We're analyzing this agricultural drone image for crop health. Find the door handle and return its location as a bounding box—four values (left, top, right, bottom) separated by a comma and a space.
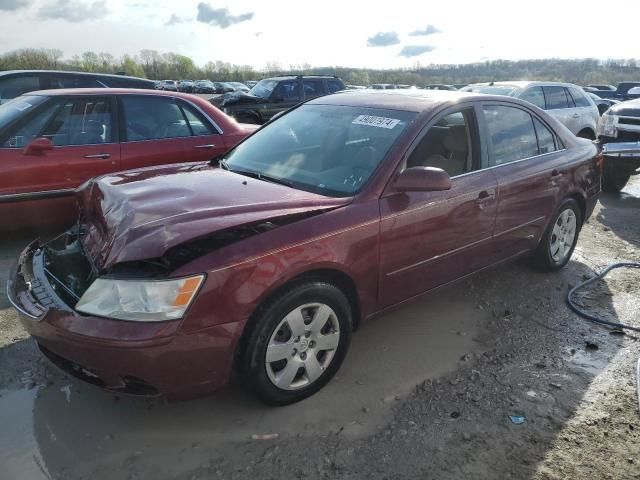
475, 190, 494, 208
193, 144, 216, 150
572, 113, 580, 118
84, 153, 110, 159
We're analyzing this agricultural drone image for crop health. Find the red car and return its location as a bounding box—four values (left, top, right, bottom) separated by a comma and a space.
0, 89, 257, 230
8, 90, 601, 405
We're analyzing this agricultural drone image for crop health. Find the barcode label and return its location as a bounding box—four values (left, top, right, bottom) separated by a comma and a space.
352, 115, 401, 129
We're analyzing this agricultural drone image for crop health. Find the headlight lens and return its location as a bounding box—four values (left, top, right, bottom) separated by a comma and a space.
75, 275, 204, 321
597, 112, 617, 137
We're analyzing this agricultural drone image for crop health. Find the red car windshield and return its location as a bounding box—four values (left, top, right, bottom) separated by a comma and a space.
224, 104, 416, 197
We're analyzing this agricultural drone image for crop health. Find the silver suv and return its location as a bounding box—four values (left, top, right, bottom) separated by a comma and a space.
462, 81, 599, 139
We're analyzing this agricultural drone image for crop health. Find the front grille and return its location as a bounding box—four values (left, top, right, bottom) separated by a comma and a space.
618, 117, 640, 126
616, 130, 640, 142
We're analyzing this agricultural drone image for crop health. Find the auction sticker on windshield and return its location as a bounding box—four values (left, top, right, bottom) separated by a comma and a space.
352, 115, 401, 129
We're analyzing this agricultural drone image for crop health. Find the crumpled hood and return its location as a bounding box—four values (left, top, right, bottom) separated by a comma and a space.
212, 91, 267, 108
77, 163, 350, 270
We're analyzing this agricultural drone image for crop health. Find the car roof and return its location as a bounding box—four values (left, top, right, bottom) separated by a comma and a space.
0, 69, 152, 82
307, 89, 483, 113
468, 81, 581, 89
21, 88, 199, 98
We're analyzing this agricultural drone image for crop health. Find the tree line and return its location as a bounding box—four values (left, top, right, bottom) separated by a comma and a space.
1, 48, 639, 86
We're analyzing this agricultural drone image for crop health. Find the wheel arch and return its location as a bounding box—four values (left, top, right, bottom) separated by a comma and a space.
232, 266, 362, 373
576, 127, 596, 140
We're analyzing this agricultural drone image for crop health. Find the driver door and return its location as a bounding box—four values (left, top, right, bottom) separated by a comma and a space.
377, 106, 498, 308
0, 95, 120, 229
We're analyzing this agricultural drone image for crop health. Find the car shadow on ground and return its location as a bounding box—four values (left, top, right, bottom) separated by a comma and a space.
0, 250, 626, 479
596, 182, 640, 250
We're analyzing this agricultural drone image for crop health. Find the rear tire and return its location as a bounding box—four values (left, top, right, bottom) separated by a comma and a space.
601, 161, 630, 192
240, 282, 352, 405
532, 198, 582, 272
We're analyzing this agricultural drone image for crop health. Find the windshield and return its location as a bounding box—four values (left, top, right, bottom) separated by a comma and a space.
0, 95, 47, 129
224, 104, 416, 197
249, 79, 279, 99
463, 85, 518, 95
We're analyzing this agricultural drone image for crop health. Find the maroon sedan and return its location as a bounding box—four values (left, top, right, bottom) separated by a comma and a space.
0, 88, 257, 230
8, 90, 601, 405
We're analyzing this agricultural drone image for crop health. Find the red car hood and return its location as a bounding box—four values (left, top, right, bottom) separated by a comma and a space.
77, 163, 350, 270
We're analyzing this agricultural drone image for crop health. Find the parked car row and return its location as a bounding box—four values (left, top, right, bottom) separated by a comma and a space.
155, 79, 255, 94
6, 87, 603, 405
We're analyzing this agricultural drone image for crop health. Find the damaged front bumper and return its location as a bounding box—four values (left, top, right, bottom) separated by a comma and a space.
7, 239, 241, 401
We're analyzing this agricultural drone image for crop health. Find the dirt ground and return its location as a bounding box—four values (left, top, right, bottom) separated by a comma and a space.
0, 178, 639, 480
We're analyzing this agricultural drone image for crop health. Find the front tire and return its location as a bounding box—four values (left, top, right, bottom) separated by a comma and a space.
240, 282, 352, 405
532, 198, 582, 271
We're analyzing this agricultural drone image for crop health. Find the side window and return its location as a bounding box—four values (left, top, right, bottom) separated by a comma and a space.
1, 100, 61, 148
567, 87, 592, 108
178, 101, 218, 136
520, 87, 545, 109
407, 109, 477, 177
543, 86, 569, 110
327, 80, 344, 93
533, 117, 557, 155
122, 96, 190, 141
40, 97, 113, 146
276, 81, 301, 102
483, 105, 538, 165
303, 80, 325, 98
0, 76, 41, 103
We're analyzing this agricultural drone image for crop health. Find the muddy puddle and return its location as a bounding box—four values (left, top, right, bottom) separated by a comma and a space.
0, 288, 488, 479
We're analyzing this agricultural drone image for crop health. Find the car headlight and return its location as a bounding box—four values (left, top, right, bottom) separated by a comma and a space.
75, 275, 204, 322
597, 112, 617, 137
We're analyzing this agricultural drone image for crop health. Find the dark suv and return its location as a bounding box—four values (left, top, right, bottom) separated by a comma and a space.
211, 75, 346, 124
0, 70, 155, 104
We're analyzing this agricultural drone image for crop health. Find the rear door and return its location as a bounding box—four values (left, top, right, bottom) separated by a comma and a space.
119, 95, 227, 170
481, 103, 568, 258
567, 86, 598, 136
0, 95, 120, 228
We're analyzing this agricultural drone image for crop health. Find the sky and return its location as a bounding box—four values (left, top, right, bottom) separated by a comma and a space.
1, 0, 639, 69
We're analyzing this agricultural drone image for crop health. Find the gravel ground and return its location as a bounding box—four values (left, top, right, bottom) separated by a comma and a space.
0, 178, 638, 479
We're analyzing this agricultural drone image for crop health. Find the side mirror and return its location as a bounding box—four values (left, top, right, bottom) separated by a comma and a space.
394, 166, 452, 192
24, 137, 54, 155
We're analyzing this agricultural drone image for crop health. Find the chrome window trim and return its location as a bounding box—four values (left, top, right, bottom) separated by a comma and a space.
0, 188, 75, 203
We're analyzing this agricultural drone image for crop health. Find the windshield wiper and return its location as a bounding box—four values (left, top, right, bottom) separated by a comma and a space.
223, 165, 293, 188
257, 173, 293, 188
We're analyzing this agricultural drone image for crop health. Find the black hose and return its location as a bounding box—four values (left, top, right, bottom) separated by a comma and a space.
567, 262, 640, 332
